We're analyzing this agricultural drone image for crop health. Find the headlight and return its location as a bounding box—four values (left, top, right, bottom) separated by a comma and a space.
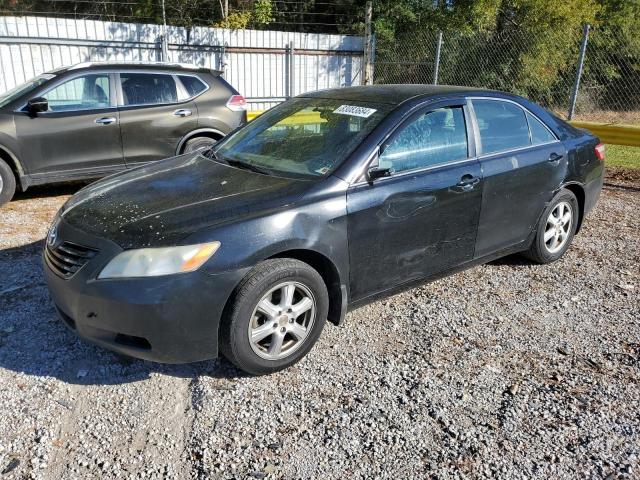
98, 242, 220, 279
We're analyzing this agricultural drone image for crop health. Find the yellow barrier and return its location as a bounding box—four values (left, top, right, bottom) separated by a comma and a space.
247, 110, 324, 125
247, 111, 639, 147
569, 121, 640, 147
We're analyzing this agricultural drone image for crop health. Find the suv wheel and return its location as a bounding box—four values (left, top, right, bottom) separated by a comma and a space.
219, 259, 328, 375
0, 159, 16, 207
524, 188, 579, 264
183, 136, 219, 154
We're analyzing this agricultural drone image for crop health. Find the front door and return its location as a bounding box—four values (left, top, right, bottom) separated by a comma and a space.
14, 72, 124, 177
346, 103, 483, 301
117, 72, 197, 167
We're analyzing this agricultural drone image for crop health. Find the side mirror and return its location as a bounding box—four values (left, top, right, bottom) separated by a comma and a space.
367, 165, 394, 182
27, 97, 48, 115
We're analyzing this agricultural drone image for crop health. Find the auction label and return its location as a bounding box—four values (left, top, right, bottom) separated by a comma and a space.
333, 105, 377, 118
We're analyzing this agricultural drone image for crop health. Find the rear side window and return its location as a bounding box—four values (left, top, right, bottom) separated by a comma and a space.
473, 99, 530, 155
379, 107, 468, 173
178, 75, 207, 97
526, 111, 556, 144
121, 73, 177, 106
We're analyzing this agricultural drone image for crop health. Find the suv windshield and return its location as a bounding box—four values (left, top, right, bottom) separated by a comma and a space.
0, 74, 55, 108
213, 97, 393, 179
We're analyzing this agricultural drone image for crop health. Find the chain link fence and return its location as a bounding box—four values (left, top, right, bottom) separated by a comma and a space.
373, 25, 640, 126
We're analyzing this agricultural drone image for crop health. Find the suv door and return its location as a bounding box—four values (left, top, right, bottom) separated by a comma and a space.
346, 102, 483, 301
13, 72, 124, 177
470, 98, 566, 257
117, 71, 198, 167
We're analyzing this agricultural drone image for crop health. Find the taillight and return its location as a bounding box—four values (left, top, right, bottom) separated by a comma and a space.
226, 95, 247, 111
595, 143, 606, 161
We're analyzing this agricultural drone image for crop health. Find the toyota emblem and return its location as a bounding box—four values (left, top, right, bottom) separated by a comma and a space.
47, 222, 58, 247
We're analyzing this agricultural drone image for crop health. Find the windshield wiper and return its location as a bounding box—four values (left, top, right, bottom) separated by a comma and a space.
224, 158, 272, 175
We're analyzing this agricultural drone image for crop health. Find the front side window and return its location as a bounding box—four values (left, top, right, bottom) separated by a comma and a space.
121, 73, 177, 106
178, 75, 207, 97
45, 74, 111, 112
214, 98, 392, 179
473, 99, 530, 155
379, 107, 468, 173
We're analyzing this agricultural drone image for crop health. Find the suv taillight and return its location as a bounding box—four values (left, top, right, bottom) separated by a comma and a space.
595, 143, 606, 161
226, 95, 247, 111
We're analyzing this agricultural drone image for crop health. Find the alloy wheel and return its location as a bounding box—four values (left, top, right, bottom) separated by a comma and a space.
544, 201, 573, 254
248, 281, 316, 360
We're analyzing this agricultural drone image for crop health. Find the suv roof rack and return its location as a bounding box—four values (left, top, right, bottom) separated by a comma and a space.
67, 61, 203, 71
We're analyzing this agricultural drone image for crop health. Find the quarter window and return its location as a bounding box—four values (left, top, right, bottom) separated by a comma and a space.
379, 107, 468, 173
121, 73, 177, 106
45, 74, 111, 112
526, 111, 556, 144
472, 99, 530, 155
178, 75, 207, 97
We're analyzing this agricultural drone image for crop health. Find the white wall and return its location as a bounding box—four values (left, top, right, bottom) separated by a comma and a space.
0, 16, 364, 111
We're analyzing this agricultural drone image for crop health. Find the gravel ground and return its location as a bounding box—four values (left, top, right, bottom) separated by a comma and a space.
0, 181, 638, 479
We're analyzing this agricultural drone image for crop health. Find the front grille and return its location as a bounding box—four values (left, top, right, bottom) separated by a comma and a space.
45, 241, 98, 279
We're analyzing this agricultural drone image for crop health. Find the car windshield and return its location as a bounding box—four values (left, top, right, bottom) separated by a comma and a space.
213, 97, 393, 179
0, 73, 55, 108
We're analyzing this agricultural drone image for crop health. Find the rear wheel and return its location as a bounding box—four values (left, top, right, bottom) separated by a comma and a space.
524, 188, 579, 264
0, 158, 16, 207
219, 259, 328, 375
183, 136, 219, 154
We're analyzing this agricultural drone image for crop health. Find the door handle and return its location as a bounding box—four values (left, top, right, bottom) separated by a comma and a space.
173, 109, 192, 117
548, 152, 564, 163
456, 174, 480, 190
95, 117, 116, 125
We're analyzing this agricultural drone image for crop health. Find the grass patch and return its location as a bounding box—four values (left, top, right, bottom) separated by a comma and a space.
605, 144, 640, 169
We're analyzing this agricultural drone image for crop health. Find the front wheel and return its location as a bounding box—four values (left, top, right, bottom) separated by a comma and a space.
0, 158, 16, 207
219, 259, 328, 375
523, 188, 579, 264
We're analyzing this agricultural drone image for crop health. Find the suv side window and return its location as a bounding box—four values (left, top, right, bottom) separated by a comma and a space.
120, 73, 177, 106
379, 106, 468, 173
472, 99, 530, 154
178, 75, 207, 97
45, 74, 111, 112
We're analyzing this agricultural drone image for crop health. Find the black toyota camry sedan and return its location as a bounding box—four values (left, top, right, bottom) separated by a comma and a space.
43, 85, 604, 375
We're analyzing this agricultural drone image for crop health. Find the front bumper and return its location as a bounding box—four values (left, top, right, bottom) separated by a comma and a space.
43, 219, 248, 363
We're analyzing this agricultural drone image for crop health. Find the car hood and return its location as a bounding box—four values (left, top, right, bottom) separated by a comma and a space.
61, 153, 311, 249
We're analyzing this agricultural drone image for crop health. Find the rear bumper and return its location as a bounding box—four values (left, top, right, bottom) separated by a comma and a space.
43, 220, 248, 363
583, 163, 604, 216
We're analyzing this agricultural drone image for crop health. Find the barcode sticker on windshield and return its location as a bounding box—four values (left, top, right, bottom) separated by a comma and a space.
333, 105, 377, 118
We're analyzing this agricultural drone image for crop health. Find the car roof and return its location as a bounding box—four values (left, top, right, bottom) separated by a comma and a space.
46, 61, 221, 75
301, 84, 505, 105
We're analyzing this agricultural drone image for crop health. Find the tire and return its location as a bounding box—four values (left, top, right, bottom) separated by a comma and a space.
0, 158, 16, 207
523, 188, 579, 264
219, 259, 329, 375
183, 136, 218, 154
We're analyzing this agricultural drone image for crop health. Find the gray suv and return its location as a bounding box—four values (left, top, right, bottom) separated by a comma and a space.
0, 62, 247, 206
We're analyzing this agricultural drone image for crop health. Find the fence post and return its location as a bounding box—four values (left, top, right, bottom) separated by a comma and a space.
363, 1, 373, 85
568, 24, 590, 120
433, 31, 443, 85
160, 0, 168, 61
287, 41, 295, 98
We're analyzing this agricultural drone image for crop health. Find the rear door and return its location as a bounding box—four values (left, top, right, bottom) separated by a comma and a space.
14, 72, 124, 176
117, 71, 197, 167
470, 98, 566, 257
346, 101, 483, 301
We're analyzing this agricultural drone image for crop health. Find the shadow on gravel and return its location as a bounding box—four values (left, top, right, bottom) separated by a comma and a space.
0, 241, 247, 386
11, 182, 89, 201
